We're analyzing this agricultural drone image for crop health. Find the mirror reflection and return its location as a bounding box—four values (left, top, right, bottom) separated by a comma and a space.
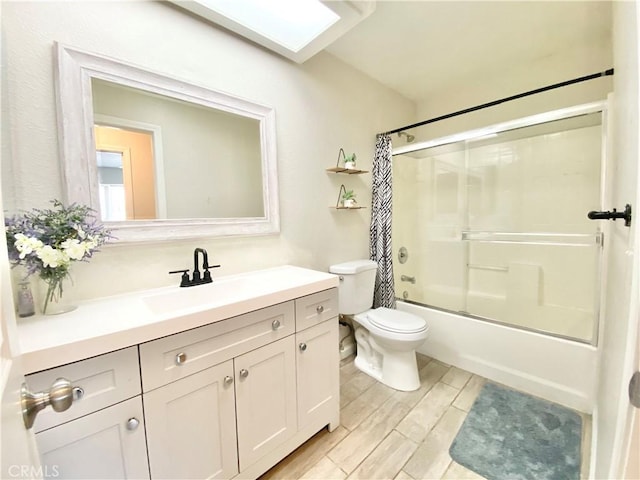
91, 79, 265, 221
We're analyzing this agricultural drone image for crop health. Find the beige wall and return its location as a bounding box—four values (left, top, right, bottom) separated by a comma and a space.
1, 1, 415, 301
411, 43, 612, 142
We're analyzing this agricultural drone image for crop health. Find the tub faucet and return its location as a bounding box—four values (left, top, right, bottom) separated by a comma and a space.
169, 248, 220, 287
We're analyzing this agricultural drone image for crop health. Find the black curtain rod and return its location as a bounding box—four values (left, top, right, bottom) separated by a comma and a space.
381, 68, 614, 137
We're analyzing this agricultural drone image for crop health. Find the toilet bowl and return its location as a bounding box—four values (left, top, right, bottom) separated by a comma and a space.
353, 307, 429, 391
329, 260, 429, 392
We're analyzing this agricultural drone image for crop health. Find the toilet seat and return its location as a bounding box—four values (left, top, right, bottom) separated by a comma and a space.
367, 308, 427, 334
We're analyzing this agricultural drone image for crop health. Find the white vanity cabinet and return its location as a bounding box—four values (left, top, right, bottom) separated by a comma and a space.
140, 290, 339, 480
21, 277, 339, 480
26, 347, 149, 479
140, 302, 296, 479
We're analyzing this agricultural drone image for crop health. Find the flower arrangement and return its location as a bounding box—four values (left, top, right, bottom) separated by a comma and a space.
5, 200, 111, 314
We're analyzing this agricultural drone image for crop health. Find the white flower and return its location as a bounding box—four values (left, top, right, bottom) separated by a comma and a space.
36, 245, 69, 268
61, 238, 88, 261
14, 234, 44, 259
83, 235, 99, 251
74, 225, 86, 240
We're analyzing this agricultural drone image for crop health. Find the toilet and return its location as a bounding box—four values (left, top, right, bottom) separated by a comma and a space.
329, 259, 429, 392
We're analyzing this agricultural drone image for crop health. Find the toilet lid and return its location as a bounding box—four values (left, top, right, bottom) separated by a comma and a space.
367, 308, 427, 334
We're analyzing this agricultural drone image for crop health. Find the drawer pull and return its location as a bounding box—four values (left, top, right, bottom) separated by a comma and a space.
316, 305, 324, 314
126, 417, 140, 431
239, 369, 249, 379
72, 386, 85, 401
175, 352, 187, 365
224, 376, 234, 386
299, 342, 307, 352
272, 319, 281, 330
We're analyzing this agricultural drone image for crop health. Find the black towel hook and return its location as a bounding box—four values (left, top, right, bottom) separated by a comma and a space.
587, 204, 632, 227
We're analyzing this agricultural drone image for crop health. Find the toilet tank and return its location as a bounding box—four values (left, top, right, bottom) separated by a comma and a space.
329, 260, 378, 315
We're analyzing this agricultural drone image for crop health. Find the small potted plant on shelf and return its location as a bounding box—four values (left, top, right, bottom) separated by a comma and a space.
344, 153, 357, 170
342, 190, 357, 208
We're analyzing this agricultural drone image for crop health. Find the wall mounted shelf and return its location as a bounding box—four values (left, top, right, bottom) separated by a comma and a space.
326, 167, 369, 174
327, 148, 368, 174
331, 184, 365, 210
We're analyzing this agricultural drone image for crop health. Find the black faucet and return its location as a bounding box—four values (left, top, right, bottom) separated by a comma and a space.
169, 248, 220, 287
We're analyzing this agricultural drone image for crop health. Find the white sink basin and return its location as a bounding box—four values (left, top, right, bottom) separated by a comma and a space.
143, 277, 259, 315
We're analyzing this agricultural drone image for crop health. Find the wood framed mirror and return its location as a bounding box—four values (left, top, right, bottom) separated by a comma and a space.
55, 43, 279, 243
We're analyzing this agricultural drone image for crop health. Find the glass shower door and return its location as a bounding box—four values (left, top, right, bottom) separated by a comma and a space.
392, 106, 604, 344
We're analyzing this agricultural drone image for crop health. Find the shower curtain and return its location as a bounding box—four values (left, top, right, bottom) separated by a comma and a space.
370, 134, 396, 309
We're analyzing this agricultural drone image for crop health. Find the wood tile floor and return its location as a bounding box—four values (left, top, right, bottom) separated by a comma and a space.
260, 354, 592, 480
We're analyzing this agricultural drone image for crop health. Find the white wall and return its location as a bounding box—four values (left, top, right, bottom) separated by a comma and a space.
0, 1, 415, 301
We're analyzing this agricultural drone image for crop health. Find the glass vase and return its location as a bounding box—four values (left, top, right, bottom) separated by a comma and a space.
39, 277, 77, 315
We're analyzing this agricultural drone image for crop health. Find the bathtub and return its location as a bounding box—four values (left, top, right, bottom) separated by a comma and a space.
397, 301, 598, 413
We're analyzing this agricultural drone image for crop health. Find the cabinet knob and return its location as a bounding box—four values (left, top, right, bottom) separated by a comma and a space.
316, 305, 324, 314
21, 378, 77, 429
126, 417, 140, 431
299, 342, 307, 352
239, 369, 249, 379
72, 386, 85, 401
224, 376, 234, 386
175, 352, 187, 365
272, 319, 281, 330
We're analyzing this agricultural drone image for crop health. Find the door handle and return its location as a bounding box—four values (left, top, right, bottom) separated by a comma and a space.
21, 378, 77, 429
587, 204, 632, 227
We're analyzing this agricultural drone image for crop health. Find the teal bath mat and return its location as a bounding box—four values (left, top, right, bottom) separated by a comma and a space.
449, 382, 582, 480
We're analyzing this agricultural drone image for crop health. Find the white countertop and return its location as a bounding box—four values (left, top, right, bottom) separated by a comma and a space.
18, 265, 339, 374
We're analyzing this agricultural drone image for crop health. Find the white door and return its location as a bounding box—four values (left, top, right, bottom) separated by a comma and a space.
598, 1, 640, 478
621, 3, 640, 474
0, 192, 42, 476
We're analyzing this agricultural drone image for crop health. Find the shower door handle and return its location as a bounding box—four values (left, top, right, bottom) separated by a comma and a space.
587, 204, 632, 227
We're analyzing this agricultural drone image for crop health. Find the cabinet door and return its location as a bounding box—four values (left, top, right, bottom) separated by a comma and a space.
296, 319, 340, 430
235, 336, 297, 471
143, 360, 238, 480
35, 396, 149, 479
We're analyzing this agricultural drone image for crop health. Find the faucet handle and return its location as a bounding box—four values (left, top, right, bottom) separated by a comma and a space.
202, 264, 220, 284
169, 269, 190, 288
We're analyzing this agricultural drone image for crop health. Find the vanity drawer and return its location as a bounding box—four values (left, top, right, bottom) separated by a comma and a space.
139, 301, 295, 392
26, 346, 141, 433
295, 288, 339, 331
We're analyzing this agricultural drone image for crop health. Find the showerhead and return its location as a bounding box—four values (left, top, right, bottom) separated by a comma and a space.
397, 131, 415, 143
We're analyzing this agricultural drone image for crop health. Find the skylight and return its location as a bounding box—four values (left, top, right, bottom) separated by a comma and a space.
169, 0, 376, 63
194, 0, 340, 53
